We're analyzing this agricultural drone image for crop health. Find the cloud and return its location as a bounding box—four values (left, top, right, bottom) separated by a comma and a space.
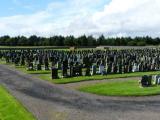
70, 0, 160, 37
0, 0, 160, 37
0, 11, 52, 36
91, 0, 160, 37
0, 0, 103, 37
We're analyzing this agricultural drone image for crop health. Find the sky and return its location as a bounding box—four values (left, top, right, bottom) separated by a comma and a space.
0, 0, 160, 37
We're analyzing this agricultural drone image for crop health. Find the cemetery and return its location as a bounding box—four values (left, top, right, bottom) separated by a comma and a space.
1, 47, 160, 96
1, 0, 160, 119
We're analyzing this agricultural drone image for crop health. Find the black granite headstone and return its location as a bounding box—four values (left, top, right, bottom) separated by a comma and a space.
51, 67, 59, 79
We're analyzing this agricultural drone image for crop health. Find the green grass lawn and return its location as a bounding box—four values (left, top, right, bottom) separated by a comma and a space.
79, 80, 160, 96
0, 85, 36, 120
0, 59, 7, 64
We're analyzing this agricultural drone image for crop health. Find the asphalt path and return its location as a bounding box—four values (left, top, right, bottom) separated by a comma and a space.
0, 64, 160, 120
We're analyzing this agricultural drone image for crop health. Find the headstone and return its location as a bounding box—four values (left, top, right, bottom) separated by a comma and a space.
69, 61, 74, 77
78, 63, 82, 76
91, 64, 97, 75
107, 63, 112, 74
99, 64, 106, 75
36, 63, 42, 70
140, 75, 152, 87
152, 75, 160, 85
44, 57, 49, 70
14, 57, 20, 66
84, 56, 91, 76
74, 62, 82, 76
85, 67, 91, 76
27, 62, 34, 71
51, 67, 59, 79
113, 64, 118, 74
132, 63, 137, 72
20, 55, 25, 66
62, 59, 68, 78
129, 63, 132, 73
57, 62, 61, 70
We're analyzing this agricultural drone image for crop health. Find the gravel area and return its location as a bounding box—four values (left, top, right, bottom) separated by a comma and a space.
1, 64, 160, 120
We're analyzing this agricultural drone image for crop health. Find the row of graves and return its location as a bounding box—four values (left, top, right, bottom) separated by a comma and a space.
1, 48, 160, 79
140, 75, 160, 87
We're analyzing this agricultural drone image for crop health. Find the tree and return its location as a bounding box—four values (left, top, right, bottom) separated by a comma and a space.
54, 36, 65, 46
28, 35, 39, 46
0, 35, 10, 45
0, 35, 159, 46
137, 41, 146, 46
97, 35, 105, 46
127, 41, 137, 46
64, 36, 75, 46
17, 36, 27, 46
87, 35, 97, 46
77, 35, 88, 46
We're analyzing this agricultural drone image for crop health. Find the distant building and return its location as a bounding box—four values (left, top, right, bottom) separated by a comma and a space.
96, 46, 109, 50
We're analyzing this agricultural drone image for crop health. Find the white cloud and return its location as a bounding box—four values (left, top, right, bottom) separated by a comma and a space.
91, 0, 160, 37
0, 0, 160, 37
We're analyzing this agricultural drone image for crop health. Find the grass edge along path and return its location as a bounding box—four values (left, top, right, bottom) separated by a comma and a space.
78, 80, 160, 96
0, 85, 36, 120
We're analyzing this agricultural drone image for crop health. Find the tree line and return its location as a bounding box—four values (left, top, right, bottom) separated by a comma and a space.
0, 35, 159, 46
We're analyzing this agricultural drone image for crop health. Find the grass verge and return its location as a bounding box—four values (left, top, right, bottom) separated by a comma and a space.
78, 80, 160, 96
0, 85, 36, 120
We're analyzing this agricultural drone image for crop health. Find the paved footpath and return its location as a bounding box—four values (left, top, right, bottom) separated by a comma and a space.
1, 64, 160, 120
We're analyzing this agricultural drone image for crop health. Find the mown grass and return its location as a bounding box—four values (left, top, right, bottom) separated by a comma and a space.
0, 59, 6, 64
0, 85, 36, 120
78, 80, 160, 96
